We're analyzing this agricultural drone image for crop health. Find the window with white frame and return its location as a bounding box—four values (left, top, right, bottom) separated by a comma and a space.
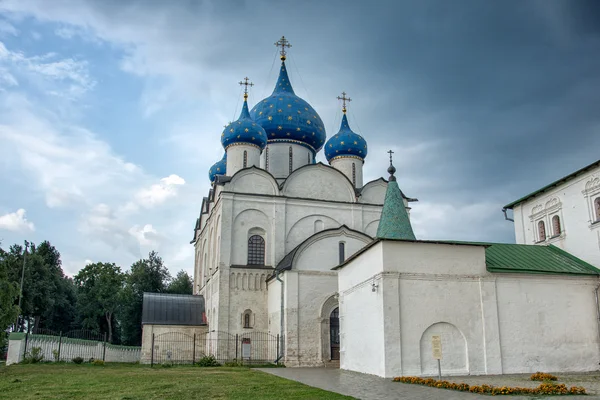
552, 215, 561, 237
242, 309, 253, 328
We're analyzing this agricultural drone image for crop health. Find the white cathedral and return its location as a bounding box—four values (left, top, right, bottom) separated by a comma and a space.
192, 37, 394, 366
143, 37, 600, 377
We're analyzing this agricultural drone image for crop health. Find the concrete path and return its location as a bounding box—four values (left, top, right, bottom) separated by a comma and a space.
257, 368, 507, 400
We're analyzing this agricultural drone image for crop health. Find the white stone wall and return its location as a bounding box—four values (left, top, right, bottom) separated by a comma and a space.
330, 157, 363, 188
512, 164, 600, 267
338, 240, 600, 378
226, 145, 261, 176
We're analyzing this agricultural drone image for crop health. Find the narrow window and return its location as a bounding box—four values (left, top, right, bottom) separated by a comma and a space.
538, 220, 546, 242
307, 152, 311, 164
338, 242, 345, 264
595, 197, 600, 222
248, 235, 265, 265
243, 150, 248, 168
265, 147, 269, 171
352, 163, 356, 187
244, 313, 251, 328
552, 215, 561, 236
289, 146, 293, 174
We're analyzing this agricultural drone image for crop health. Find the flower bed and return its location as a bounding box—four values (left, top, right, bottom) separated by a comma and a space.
392, 376, 587, 395
530, 372, 558, 381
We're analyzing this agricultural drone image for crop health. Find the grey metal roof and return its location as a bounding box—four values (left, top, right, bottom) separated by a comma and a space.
142, 292, 206, 326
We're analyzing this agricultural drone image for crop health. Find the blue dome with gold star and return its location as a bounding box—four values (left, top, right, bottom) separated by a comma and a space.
208, 153, 227, 182
250, 61, 326, 153
221, 99, 267, 150
325, 113, 368, 162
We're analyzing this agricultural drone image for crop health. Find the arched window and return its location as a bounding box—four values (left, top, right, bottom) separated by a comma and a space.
538, 220, 546, 242
289, 146, 293, 174
247, 235, 265, 265
338, 242, 346, 264
243, 309, 253, 328
352, 163, 356, 187
243, 150, 248, 168
265, 147, 269, 171
552, 215, 561, 236
595, 197, 600, 222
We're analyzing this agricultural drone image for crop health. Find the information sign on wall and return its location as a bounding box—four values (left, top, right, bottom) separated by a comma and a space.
431, 335, 442, 360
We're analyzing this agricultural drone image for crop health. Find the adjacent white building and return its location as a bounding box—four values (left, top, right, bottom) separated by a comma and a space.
504, 160, 600, 267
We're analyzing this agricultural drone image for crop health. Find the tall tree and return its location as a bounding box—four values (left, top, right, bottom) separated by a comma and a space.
74, 262, 124, 343
119, 251, 170, 345
167, 270, 193, 295
0, 245, 19, 350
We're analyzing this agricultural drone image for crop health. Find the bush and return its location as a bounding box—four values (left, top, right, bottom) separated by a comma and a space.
72, 357, 84, 364
530, 372, 558, 381
92, 359, 105, 366
52, 349, 60, 362
161, 361, 174, 368
195, 355, 220, 367
22, 347, 44, 364
392, 376, 586, 396
223, 361, 244, 367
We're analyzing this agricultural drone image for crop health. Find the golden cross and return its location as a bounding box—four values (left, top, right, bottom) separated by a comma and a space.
238, 77, 254, 99
387, 149, 394, 165
337, 91, 352, 113
274, 36, 292, 60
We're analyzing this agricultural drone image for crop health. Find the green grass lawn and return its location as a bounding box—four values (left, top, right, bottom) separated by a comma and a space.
0, 363, 354, 400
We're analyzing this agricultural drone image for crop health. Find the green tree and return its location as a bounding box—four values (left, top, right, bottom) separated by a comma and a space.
74, 262, 124, 343
167, 270, 193, 295
0, 245, 19, 350
119, 251, 170, 346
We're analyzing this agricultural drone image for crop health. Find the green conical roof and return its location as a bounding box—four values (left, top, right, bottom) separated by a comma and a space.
376, 177, 416, 240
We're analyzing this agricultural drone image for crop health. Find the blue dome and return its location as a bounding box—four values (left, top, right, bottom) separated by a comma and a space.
221, 99, 267, 150
208, 153, 227, 182
325, 114, 368, 162
250, 61, 326, 153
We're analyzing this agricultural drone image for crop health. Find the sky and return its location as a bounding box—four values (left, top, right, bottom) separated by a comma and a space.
0, 0, 599, 277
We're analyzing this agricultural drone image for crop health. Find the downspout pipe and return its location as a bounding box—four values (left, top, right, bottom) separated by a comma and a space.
275, 269, 285, 364
502, 208, 514, 222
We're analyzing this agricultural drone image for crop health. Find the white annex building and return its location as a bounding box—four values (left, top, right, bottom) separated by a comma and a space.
148, 37, 600, 376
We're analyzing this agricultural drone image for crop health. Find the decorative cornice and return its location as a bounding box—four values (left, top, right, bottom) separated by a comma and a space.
329, 155, 364, 163
224, 142, 262, 151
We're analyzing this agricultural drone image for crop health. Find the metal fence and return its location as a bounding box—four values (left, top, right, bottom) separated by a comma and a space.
22, 329, 140, 363
150, 330, 281, 366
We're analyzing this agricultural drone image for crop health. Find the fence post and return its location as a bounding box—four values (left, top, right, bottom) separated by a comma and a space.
235, 334, 239, 361
150, 333, 155, 367
103, 333, 107, 361
192, 333, 196, 364
58, 331, 62, 362
23, 332, 29, 360
276, 334, 280, 365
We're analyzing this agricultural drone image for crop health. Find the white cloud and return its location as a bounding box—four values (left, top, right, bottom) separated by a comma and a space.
0, 209, 35, 232
133, 174, 186, 209
129, 224, 162, 247
0, 40, 95, 99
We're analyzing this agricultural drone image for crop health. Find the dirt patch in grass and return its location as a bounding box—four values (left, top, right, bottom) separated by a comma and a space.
0, 363, 354, 400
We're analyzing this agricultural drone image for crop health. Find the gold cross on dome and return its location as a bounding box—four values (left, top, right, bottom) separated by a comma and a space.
275, 36, 292, 60
337, 92, 352, 113
239, 77, 254, 100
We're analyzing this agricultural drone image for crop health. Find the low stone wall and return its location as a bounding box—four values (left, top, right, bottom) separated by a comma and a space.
140, 324, 208, 364
6, 333, 141, 365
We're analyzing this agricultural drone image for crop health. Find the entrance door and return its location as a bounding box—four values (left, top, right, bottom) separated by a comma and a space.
330, 307, 340, 360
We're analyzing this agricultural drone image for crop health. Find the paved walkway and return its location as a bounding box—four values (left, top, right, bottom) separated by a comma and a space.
257, 368, 509, 400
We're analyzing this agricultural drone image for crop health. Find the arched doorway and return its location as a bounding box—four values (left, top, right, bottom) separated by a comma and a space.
330, 307, 340, 360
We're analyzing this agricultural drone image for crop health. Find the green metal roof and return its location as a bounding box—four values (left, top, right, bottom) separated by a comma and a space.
376, 179, 416, 240
504, 159, 600, 210
483, 242, 599, 275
